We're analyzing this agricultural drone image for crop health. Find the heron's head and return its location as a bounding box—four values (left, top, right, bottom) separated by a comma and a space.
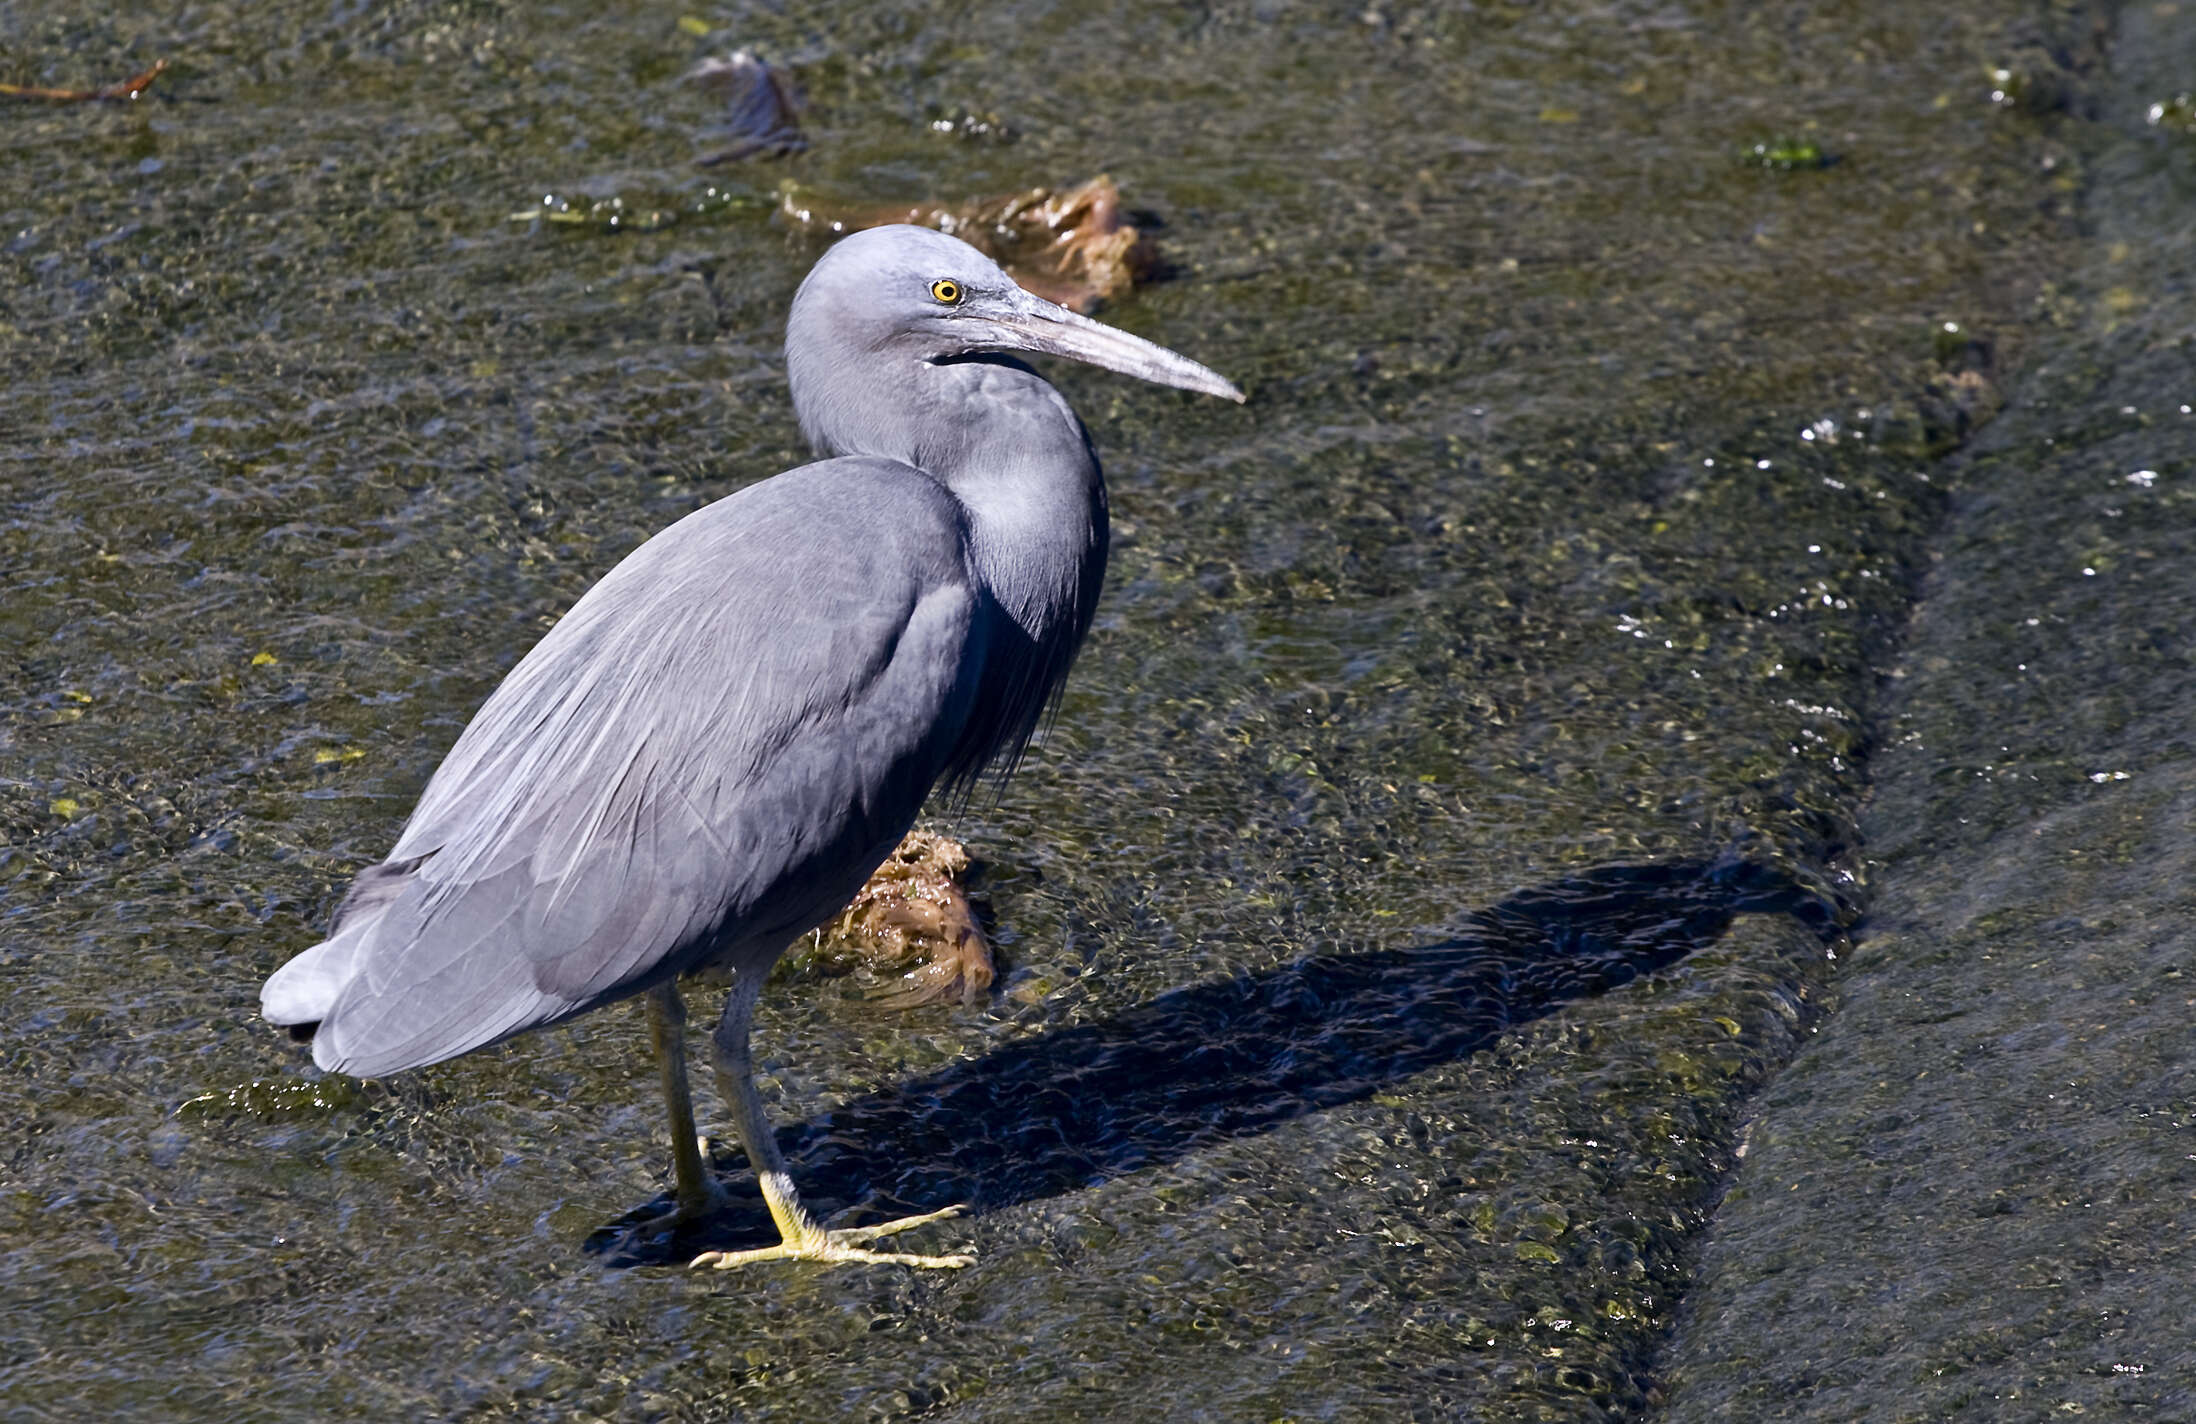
788, 224, 1244, 408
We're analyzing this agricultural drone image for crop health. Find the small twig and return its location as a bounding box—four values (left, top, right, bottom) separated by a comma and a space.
0, 58, 170, 104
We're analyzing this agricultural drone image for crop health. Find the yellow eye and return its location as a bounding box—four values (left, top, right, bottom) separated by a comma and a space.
929, 278, 963, 305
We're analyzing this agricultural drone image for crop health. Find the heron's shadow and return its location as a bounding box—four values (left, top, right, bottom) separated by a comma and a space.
587, 857, 1831, 1264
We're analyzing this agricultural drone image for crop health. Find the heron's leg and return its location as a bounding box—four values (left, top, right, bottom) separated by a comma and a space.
687, 969, 972, 1271
638, 983, 727, 1227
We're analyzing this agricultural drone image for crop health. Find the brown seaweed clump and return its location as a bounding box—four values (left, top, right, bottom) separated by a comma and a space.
804, 831, 995, 1007
686, 50, 805, 164
779, 174, 1158, 313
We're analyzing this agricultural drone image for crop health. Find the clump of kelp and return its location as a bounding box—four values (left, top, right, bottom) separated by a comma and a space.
777, 174, 1159, 313
781, 831, 996, 1007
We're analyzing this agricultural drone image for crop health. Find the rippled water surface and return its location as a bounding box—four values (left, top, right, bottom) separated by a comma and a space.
0, 0, 2106, 1417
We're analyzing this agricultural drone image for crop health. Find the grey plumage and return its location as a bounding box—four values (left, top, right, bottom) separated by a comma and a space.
267, 462, 984, 1073
261, 224, 1240, 1269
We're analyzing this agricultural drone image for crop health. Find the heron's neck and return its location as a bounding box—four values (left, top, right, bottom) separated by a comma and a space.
793, 353, 1108, 641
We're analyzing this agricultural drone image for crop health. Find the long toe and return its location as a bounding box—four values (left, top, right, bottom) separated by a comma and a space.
833, 1202, 966, 1245
689, 1241, 974, 1270
688, 1208, 974, 1271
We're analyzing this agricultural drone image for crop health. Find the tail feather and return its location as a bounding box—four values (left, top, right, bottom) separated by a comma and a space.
260, 925, 368, 1028
262, 850, 587, 1077
260, 856, 430, 1044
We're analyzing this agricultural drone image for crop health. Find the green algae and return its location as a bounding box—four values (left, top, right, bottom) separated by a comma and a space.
1736, 136, 1832, 170
2148, 92, 2196, 132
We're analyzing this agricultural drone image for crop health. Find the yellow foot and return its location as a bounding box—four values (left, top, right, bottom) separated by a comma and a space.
689, 1204, 973, 1270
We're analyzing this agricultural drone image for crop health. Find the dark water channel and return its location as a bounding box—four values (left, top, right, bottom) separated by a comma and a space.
0, 0, 2158, 1418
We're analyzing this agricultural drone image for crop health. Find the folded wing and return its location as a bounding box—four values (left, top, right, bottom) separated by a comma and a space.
262, 460, 984, 1077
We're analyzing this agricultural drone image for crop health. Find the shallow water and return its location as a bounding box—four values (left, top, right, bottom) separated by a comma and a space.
0, 0, 2113, 1417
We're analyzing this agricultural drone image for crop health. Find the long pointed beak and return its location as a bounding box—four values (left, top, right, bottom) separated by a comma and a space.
975, 292, 1246, 403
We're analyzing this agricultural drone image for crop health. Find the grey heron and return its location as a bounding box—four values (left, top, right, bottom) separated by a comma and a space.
260, 223, 1243, 1269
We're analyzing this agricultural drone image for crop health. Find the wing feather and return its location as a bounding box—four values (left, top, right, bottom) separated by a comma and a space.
291, 460, 986, 1076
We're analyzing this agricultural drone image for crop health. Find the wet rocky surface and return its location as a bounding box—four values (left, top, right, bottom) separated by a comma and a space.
0, 1, 2179, 1420
1662, 6, 2196, 1415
